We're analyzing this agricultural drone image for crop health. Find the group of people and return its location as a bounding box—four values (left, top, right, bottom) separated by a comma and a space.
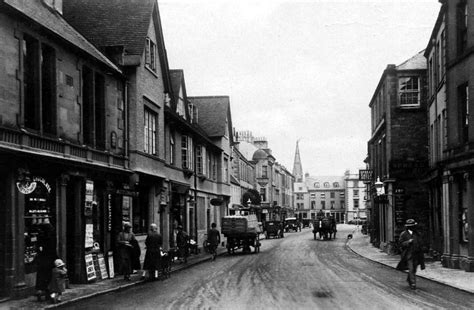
117, 222, 221, 281
34, 218, 68, 303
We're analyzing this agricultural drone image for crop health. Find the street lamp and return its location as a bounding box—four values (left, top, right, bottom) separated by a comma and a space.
375, 177, 385, 196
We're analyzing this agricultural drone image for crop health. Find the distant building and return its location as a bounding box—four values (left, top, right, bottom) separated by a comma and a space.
304, 176, 346, 223
344, 170, 367, 223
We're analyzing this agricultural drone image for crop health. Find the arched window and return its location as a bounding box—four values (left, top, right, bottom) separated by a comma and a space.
314, 182, 320, 188
324, 182, 330, 188
333, 182, 339, 188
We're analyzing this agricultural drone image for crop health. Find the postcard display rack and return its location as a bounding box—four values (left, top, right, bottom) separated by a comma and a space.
84, 180, 112, 282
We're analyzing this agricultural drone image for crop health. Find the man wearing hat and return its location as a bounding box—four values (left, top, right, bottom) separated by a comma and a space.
396, 219, 425, 289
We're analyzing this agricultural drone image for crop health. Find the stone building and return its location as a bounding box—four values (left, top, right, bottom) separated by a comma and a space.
305, 175, 346, 223
367, 51, 429, 252
0, 0, 130, 295
423, 2, 446, 261
434, 0, 474, 271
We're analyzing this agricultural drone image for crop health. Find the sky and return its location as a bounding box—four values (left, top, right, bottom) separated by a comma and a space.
159, 0, 441, 176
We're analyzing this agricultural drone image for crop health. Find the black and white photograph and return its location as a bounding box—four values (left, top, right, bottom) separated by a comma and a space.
0, 0, 474, 309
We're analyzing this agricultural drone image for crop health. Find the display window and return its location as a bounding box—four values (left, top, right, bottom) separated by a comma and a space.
21, 176, 55, 273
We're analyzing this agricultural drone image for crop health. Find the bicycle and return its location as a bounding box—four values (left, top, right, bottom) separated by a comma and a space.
202, 234, 210, 253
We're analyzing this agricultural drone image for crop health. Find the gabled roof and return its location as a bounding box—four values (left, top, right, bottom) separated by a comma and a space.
169, 69, 188, 112
3, 0, 121, 74
188, 96, 233, 139
396, 50, 427, 71
63, 0, 154, 60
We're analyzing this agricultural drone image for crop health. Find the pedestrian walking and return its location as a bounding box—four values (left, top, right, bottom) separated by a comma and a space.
35, 217, 58, 301
207, 223, 221, 260
396, 219, 425, 290
176, 225, 188, 263
142, 223, 163, 281
116, 222, 136, 281
48, 259, 67, 303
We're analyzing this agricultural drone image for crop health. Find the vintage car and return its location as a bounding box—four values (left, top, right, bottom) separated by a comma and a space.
264, 220, 284, 239
284, 217, 301, 232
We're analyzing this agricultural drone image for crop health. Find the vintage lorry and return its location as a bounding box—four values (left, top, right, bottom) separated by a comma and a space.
221, 214, 262, 254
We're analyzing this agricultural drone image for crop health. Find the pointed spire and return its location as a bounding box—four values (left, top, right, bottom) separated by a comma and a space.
292, 139, 303, 182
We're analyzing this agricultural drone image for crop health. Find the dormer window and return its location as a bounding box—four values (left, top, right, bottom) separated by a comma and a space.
145, 37, 157, 72
324, 182, 330, 188
188, 103, 198, 124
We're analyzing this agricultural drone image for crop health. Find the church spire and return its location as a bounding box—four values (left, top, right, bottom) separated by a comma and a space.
292, 139, 303, 182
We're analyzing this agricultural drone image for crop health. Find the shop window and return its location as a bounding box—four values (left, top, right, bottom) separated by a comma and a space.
133, 189, 148, 235
260, 188, 266, 202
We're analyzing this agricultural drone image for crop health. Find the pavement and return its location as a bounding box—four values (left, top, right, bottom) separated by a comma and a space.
346, 224, 474, 294
3, 228, 473, 309
2, 246, 229, 310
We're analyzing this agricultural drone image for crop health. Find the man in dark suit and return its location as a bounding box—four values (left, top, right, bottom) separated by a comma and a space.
396, 219, 425, 290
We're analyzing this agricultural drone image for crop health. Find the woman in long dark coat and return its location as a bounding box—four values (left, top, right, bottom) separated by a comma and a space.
117, 222, 136, 281
143, 223, 163, 280
396, 219, 425, 289
35, 218, 58, 301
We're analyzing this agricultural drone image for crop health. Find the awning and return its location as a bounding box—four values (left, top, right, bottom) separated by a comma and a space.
230, 204, 244, 210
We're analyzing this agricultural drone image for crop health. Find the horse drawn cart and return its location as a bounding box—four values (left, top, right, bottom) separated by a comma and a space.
222, 215, 262, 254
312, 216, 337, 240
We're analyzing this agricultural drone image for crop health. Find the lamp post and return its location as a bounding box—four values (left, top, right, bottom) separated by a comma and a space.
375, 177, 385, 196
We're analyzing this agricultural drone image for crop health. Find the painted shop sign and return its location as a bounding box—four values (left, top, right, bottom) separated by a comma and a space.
17, 176, 52, 195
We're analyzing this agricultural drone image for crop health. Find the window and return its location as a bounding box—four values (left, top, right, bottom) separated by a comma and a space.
82, 67, 105, 147
310, 193, 316, 199
224, 158, 229, 183
441, 30, 446, 78
23, 34, 57, 134
330, 201, 335, 209
259, 188, 266, 202
170, 134, 175, 165
330, 192, 335, 199
353, 189, 359, 197
181, 135, 193, 170
262, 165, 268, 178
459, 84, 469, 143
354, 199, 359, 209
324, 182, 330, 188
340, 192, 345, 198
314, 182, 320, 188
341, 201, 345, 209
399, 77, 420, 107
144, 107, 157, 155
145, 37, 157, 71
296, 194, 304, 200
321, 201, 325, 210
320, 193, 325, 199
311, 201, 316, 209
196, 145, 203, 174
333, 182, 339, 188
457, 1, 468, 54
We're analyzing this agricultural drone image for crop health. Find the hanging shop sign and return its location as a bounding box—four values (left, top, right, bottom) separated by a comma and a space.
359, 169, 373, 182
107, 194, 112, 232
122, 196, 131, 223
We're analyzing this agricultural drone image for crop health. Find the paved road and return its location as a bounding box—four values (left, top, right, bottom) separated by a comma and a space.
60, 226, 474, 310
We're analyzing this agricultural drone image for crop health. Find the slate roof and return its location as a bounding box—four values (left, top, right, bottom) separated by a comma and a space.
170, 69, 185, 111
396, 50, 427, 71
63, 0, 154, 58
3, 0, 120, 73
188, 96, 231, 138
305, 176, 346, 190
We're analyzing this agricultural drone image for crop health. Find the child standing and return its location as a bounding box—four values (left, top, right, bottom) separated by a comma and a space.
49, 259, 68, 303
